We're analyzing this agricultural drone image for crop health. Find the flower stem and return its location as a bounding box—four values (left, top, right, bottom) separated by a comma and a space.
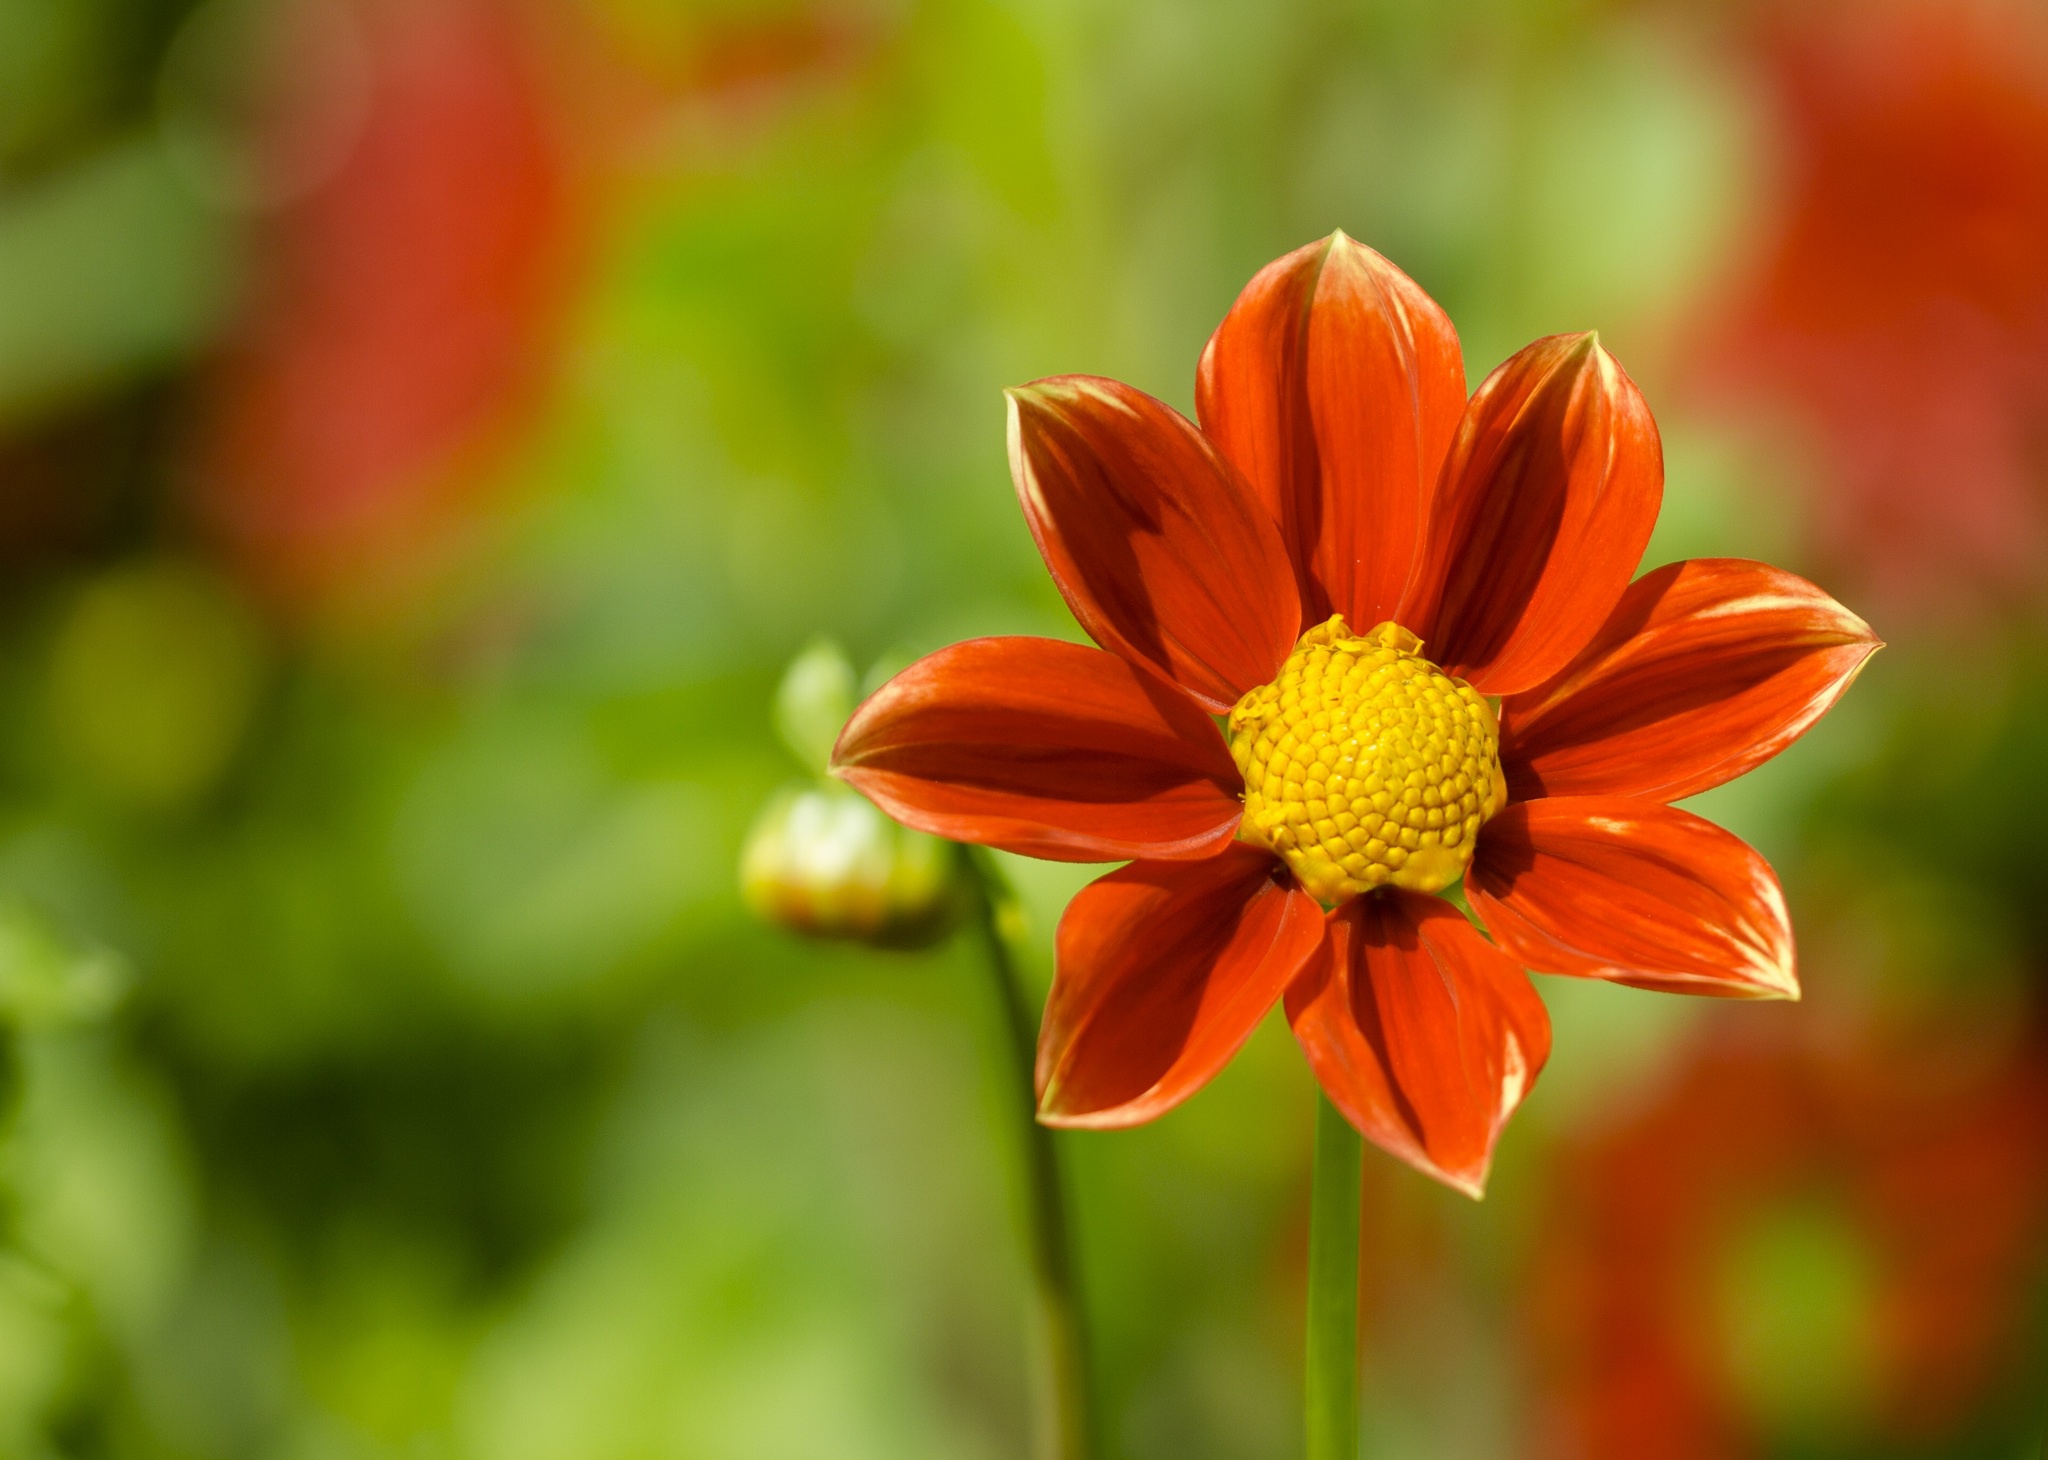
960, 846, 1096, 1460
1305, 1090, 1362, 1460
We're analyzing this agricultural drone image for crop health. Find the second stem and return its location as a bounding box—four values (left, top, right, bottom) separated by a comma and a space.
1305, 1090, 1362, 1460
962, 846, 1095, 1460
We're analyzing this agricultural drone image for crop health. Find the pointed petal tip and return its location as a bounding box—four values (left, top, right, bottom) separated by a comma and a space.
1536, 329, 1600, 362
1036, 1083, 1188, 1130
1002, 379, 1053, 412
1424, 1151, 1493, 1201
1577, 331, 1619, 377
1760, 963, 1801, 1001
1837, 598, 1883, 652
1034, 1090, 1079, 1126
1319, 227, 1367, 257
1033, 1073, 1088, 1126
1001, 379, 1064, 416
1034, 1075, 1082, 1126
826, 711, 865, 776
1321, 1088, 1495, 1198
1035, 1102, 1131, 1131
1392, 1135, 1492, 1200
1713, 957, 1799, 1002
1319, 229, 1399, 264
1006, 375, 1132, 412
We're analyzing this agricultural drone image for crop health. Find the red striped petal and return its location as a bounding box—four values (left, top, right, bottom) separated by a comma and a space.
1196, 233, 1466, 631
1007, 377, 1300, 712
1468, 797, 1797, 999
1499, 558, 1881, 802
1285, 891, 1551, 1198
1401, 334, 1662, 696
1036, 847, 1325, 1127
832, 637, 1244, 862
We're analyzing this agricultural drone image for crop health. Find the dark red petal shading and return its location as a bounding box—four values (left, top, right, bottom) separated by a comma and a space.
832, 637, 1244, 862
1400, 334, 1663, 696
1285, 891, 1551, 1198
1468, 797, 1797, 1000
1498, 558, 1882, 803
1196, 232, 1466, 630
1007, 377, 1300, 713
1036, 847, 1325, 1127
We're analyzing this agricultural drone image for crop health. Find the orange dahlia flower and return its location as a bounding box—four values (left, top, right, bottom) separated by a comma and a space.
833, 234, 1879, 1196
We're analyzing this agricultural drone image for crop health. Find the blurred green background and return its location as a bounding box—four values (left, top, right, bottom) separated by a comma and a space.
0, 0, 2043, 1456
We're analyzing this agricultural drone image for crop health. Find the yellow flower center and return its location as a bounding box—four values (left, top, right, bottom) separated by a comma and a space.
1228, 616, 1508, 905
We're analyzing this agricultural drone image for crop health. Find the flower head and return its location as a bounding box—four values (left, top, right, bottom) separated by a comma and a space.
832, 234, 1879, 1196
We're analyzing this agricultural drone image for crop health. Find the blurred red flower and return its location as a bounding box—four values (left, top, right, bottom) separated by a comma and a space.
1709, 0, 2048, 614
833, 233, 1877, 1196
191, 0, 572, 618
1528, 1018, 2048, 1456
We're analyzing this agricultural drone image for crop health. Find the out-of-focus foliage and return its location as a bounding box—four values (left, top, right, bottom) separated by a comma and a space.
0, 0, 2038, 1457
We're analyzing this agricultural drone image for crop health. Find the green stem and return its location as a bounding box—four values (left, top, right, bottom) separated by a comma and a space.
961, 847, 1096, 1460
1305, 1091, 1362, 1460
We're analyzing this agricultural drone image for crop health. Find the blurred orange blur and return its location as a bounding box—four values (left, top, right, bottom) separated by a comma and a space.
1706, 0, 2048, 617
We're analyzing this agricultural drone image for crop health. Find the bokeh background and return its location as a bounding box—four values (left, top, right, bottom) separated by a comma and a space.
0, 0, 2043, 1455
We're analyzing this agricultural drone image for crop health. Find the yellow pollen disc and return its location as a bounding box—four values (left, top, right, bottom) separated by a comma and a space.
1228, 615, 1509, 905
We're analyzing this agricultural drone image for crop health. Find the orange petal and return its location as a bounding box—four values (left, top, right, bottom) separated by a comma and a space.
1196, 233, 1465, 630
1500, 558, 1882, 802
832, 637, 1244, 862
1401, 334, 1662, 696
1007, 377, 1300, 713
1467, 797, 1797, 999
1037, 847, 1325, 1127
1285, 891, 1551, 1198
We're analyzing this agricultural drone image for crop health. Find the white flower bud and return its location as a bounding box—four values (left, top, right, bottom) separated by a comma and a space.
740, 782, 960, 948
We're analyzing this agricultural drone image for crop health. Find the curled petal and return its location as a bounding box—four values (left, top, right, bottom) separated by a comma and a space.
1499, 558, 1881, 802
832, 637, 1244, 862
1401, 334, 1662, 696
1007, 377, 1300, 712
1285, 891, 1551, 1198
1196, 232, 1466, 629
1037, 847, 1325, 1127
1468, 798, 1797, 999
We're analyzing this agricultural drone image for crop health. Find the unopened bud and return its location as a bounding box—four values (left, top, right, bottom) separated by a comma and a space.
774, 639, 858, 775
740, 782, 961, 948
